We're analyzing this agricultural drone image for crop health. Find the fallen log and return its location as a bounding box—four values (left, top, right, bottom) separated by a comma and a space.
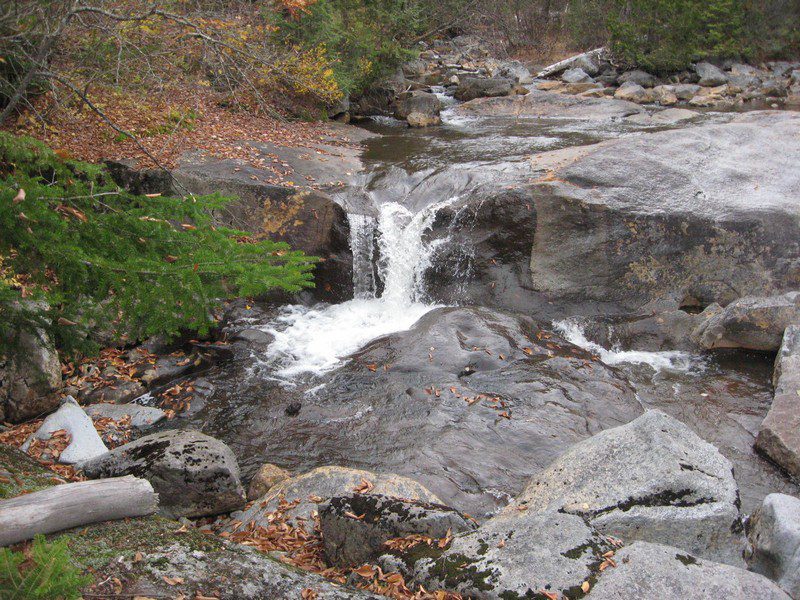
536, 47, 606, 79
0, 475, 158, 546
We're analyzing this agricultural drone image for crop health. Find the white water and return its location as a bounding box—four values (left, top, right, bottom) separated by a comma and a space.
554, 318, 705, 373
263, 198, 457, 380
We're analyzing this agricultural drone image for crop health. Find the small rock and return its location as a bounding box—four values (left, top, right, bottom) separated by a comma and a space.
695, 62, 729, 86
22, 397, 108, 464
652, 85, 678, 105
672, 83, 701, 100
747, 493, 800, 598
587, 541, 791, 599
79, 429, 245, 518
618, 69, 657, 88
761, 79, 789, 98
247, 463, 291, 501
562, 67, 594, 84
319, 494, 476, 568
83, 402, 166, 429
512, 410, 746, 566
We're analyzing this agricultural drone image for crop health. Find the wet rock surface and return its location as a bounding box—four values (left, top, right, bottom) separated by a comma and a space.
529, 111, 800, 313
747, 493, 800, 598
79, 429, 246, 518
319, 493, 476, 568
194, 306, 642, 518
512, 410, 746, 566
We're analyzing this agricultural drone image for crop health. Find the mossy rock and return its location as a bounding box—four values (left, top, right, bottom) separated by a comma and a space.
0, 443, 65, 500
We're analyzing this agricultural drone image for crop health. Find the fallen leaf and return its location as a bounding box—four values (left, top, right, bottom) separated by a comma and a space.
13, 189, 25, 204
162, 575, 184, 586
353, 564, 376, 578
581, 581, 591, 593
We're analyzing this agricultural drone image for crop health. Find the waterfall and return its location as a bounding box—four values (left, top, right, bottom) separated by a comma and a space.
263, 198, 456, 381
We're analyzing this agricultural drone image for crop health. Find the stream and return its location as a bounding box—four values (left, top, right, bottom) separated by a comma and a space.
182, 103, 799, 517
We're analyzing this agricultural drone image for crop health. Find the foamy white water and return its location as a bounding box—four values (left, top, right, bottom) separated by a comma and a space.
263, 198, 458, 380
554, 318, 705, 373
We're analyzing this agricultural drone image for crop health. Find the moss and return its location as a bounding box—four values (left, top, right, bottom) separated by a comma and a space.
0, 444, 64, 499
55, 515, 225, 571
426, 552, 496, 592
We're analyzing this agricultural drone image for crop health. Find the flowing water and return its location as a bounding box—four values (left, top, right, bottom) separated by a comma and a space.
199, 103, 798, 513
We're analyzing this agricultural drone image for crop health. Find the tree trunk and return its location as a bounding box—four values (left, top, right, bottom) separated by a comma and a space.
0, 476, 158, 546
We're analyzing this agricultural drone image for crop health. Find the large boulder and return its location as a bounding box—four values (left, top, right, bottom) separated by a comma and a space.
454, 77, 513, 101
453, 88, 643, 120
692, 292, 800, 351
393, 90, 442, 121
586, 541, 791, 599
562, 67, 594, 84
757, 325, 800, 478
172, 129, 376, 303
529, 111, 800, 313
0, 326, 62, 423
618, 69, 657, 88
695, 62, 729, 87
614, 81, 655, 103
79, 430, 246, 518
512, 410, 746, 566
319, 494, 476, 568
389, 510, 615, 599
747, 493, 800, 598
230, 466, 440, 529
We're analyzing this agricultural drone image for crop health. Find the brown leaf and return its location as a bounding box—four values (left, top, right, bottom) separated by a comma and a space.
13, 188, 25, 204
581, 581, 591, 593
353, 564, 376, 578
162, 576, 184, 586
57, 317, 78, 326
164, 255, 179, 263
344, 511, 365, 520
438, 528, 452, 549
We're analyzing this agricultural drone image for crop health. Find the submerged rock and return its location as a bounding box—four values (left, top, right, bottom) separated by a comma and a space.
512, 410, 746, 566
529, 111, 800, 313
757, 325, 800, 478
586, 541, 790, 599
319, 494, 476, 568
22, 397, 108, 464
692, 292, 800, 351
80, 429, 245, 518
747, 493, 800, 598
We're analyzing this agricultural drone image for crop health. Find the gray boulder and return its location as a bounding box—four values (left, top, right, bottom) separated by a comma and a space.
692, 292, 800, 351
618, 69, 657, 88
586, 542, 791, 599
673, 83, 701, 100
762, 78, 789, 98
498, 60, 533, 83
695, 62, 729, 86
319, 494, 476, 568
79, 429, 246, 518
757, 325, 800, 478
573, 54, 601, 76
395, 510, 615, 599
22, 397, 108, 464
529, 111, 800, 312
393, 90, 442, 121
614, 81, 654, 103
0, 326, 62, 423
747, 493, 800, 598
512, 410, 746, 566
562, 67, 594, 84
454, 77, 513, 101
229, 466, 440, 529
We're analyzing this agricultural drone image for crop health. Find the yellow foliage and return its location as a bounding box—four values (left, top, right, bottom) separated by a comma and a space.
276, 45, 343, 104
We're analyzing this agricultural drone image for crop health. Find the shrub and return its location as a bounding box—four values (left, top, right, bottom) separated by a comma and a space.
0, 535, 91, 600
0, 132, 316, 356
